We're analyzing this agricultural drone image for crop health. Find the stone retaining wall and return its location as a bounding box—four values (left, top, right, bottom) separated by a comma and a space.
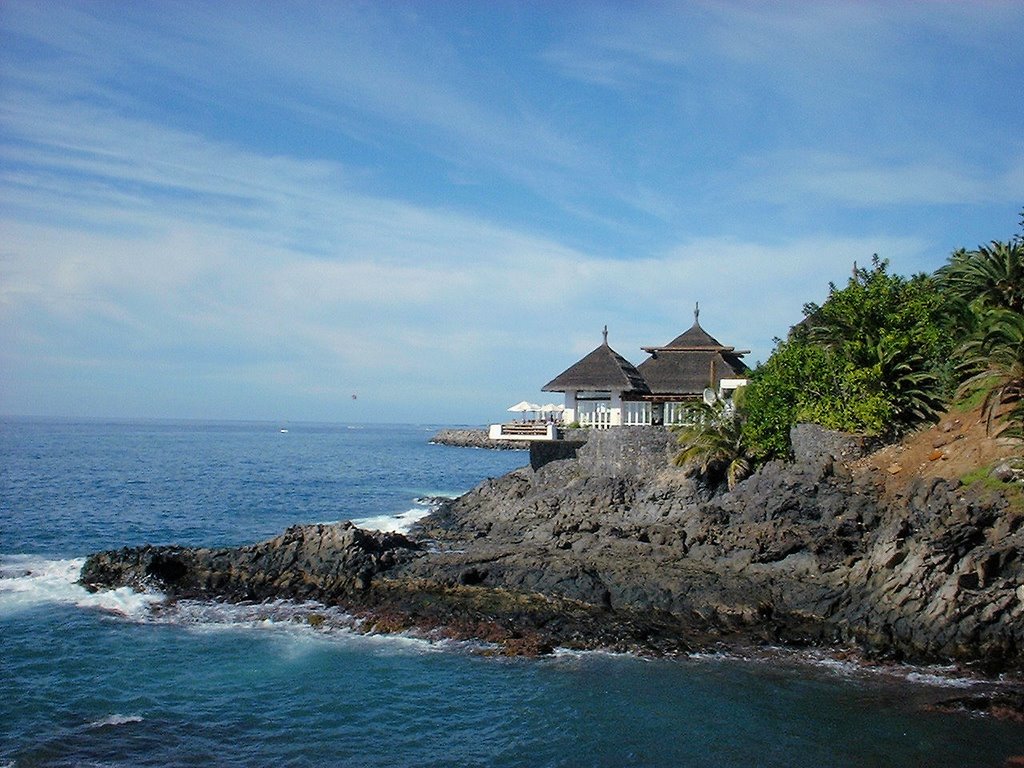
574, 426, 677, 476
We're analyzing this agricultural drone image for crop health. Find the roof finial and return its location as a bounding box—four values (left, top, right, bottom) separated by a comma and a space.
694, 302, 700, 324
602, 325, 608, 345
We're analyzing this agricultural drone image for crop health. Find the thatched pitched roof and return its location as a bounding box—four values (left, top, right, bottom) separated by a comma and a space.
637, 317, 749, 396
542, 331, 650, 394
647, 322, 731, 352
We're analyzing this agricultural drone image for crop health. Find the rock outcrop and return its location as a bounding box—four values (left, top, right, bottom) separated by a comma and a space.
81, 523, 421, 602
81, 422, 1024, 670
429, 428, 527, 451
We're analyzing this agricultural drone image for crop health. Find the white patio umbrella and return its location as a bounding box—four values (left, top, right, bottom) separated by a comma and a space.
507, 401, 543, 421
539, 403, 565, 423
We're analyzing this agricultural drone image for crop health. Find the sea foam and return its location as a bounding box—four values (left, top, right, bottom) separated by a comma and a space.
155, 598, 460, 656
87, 713, 144, 729
348, 494, 453, 534
349, 506, 432, 534
0, 554, 163, 618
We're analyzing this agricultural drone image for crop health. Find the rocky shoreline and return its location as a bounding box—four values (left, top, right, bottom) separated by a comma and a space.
81, 422, 1024, 696
428, 427, 527, 451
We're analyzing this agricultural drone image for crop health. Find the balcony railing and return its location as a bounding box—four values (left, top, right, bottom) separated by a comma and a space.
488, 422, 558, 441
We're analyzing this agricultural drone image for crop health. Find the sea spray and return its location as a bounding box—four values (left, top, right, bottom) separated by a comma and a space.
0, 554, 165, 618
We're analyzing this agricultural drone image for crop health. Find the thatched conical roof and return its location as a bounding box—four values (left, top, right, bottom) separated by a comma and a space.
542, 328, 649, 394
637, 308, 749, 396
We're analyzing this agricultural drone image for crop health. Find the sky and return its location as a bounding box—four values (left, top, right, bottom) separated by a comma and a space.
1, 1, 1022, 425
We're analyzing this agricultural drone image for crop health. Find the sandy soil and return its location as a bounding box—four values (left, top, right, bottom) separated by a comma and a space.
852, 404, 1022, 501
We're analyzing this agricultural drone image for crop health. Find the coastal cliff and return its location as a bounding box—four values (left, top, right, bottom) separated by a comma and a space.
81, 417, 1024, 671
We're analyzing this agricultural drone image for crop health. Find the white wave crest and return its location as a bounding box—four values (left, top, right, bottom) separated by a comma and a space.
349, 494, 454, 534
0, 554, 163, 618
349, 506, 433, 534
88, 713, 144, 729
153, 599, 478, 657
902, 670, 983, 689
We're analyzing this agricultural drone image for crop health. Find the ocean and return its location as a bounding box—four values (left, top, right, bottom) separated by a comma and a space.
1, 418, 1021, 767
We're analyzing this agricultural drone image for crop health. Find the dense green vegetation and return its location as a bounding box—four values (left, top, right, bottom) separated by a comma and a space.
940, 235, 1024, 439
671, 400, 753, 490
676, 213, 1024, 470
741, 256, 956, 458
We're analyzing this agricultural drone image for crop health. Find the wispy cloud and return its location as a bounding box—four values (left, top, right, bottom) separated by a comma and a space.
1, 1, 1019, 421
1, 1, 616, 225
737, 151, 1024, 207
543, 1, 1024, 212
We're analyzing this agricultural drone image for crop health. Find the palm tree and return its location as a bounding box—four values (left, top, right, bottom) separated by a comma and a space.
671, 401, 753, 491
941, 236, 1024, 436
938, 240, 1024, 314
957, 308, 1024, 437
875, 337, 945, 430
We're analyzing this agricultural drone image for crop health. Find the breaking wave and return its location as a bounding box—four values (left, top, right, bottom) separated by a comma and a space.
348, 494, 453, 534
0, 554, 164, 618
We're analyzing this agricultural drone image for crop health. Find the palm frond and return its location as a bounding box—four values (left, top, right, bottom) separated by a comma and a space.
955, 308, 1024, 435
672, 402, 753, 490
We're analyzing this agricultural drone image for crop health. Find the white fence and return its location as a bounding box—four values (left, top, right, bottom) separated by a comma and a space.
577, 402, 612, 429
622, 402, 651, 426
569, 400, 723, 428
665, 402, 702, 425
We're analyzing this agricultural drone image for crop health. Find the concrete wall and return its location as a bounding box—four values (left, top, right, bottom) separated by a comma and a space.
575, 426, 677, 476
528, 426, 677, 475
529, 439, 587, 471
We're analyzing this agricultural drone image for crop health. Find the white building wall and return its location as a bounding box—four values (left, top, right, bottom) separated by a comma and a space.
718, 378, 749, 397
563, 390, 577, 423
609, 391, 623, 426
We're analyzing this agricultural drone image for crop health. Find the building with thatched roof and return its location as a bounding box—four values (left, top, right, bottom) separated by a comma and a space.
636, 305, 749, 425
541, 308, 749, 428
541, 327, 651, 428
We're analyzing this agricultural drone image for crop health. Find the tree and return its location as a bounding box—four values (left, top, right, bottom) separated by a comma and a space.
672, 401, 753, 491
940, 224, 1024, 436
938, 240, 1024, 315
739, 258, 954, 459
957, 308, 1024, 437
805, 256, 957, 412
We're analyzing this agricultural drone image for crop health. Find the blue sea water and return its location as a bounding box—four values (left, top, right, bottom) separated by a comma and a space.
1, 418, 1022, 767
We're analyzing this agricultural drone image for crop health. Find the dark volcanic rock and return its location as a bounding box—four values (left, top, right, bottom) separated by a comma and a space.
81, 522, 423, 602
80, 424, 1024, 671
407, 426, 1024, 669
927, 691, 1024, 722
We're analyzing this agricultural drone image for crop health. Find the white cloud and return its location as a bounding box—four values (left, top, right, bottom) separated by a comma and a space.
2, 176, 927, 420
1, 0, 1016, 422
1, 0, 607, 220
738, 151, 1024, 207
542, 1, 1024, 212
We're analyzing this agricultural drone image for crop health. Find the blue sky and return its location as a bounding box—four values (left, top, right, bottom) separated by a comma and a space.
1, 1, 1022, 425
